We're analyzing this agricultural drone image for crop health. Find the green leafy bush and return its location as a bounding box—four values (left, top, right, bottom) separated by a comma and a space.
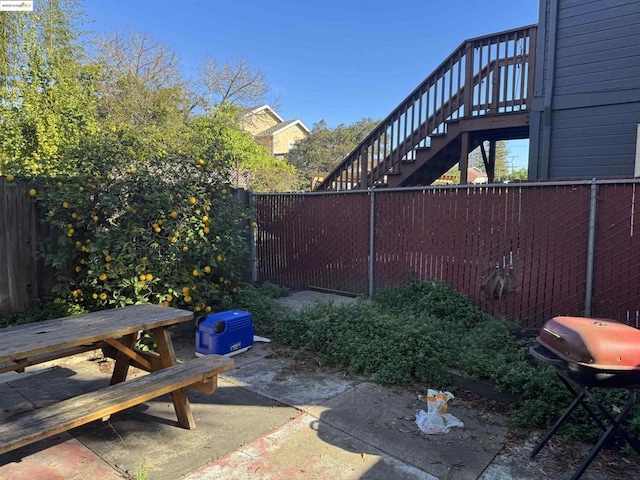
0, 297, 87, 329
33, 121, 250, 313
226, 282, 292, 336
272, 278, 640, 437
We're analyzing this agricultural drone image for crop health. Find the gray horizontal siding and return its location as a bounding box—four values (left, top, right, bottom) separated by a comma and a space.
558, 0, 634, 18
558, 6, 640, 34
554, 63, 640, 94
547, 104, 639, 179
527, 0, 640, 181
555, 25, 639, 52
555, 43, 640, 68
552, 1, 640, 95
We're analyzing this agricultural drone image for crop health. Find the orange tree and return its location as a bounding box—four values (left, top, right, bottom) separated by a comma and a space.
34, 119, 250, 313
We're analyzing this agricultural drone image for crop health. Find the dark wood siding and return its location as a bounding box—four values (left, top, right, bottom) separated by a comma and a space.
549, 103, 639, 178
529, 0, 640, 180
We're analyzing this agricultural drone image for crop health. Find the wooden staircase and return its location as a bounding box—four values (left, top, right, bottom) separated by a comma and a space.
315, 25, 537, 191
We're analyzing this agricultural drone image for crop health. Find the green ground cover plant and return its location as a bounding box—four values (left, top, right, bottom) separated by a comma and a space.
272, 279, 640, 444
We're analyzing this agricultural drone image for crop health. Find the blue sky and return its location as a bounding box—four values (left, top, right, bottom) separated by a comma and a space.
81, 0, 540, 167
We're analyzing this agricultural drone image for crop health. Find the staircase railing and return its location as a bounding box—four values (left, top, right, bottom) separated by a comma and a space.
315, 25, 537, 191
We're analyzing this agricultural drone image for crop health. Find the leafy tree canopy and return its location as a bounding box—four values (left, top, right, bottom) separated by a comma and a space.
0, 0, 98, 176
286, 118, 379, 189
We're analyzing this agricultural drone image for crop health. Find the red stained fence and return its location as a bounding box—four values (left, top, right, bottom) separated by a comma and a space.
255, 180, 640, 329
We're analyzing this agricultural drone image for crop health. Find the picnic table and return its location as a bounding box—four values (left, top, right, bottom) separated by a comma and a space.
0, 304, 234, 455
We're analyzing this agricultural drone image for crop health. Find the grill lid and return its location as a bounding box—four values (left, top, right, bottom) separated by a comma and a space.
537, 316, 640, 371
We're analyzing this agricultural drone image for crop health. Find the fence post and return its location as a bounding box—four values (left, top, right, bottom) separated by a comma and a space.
584, 179, 598, 317
368, 188, 375, 297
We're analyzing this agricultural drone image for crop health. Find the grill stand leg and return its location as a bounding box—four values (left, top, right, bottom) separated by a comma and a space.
531, 371, 639, 480
531, 375, 606, 459
571, 390, 638, 480
530, 390, 586, 458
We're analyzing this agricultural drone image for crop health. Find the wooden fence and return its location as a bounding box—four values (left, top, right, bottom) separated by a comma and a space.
0, 177, 54, 315
255, 180, 640, 329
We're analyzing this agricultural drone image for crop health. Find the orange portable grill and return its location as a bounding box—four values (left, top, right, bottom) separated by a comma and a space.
529, 316, 640, 480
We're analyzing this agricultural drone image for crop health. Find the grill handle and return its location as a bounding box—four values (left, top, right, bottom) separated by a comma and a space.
529, 345, 566, 368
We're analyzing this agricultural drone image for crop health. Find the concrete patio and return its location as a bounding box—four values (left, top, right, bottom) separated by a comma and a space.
0, 291, 638, 480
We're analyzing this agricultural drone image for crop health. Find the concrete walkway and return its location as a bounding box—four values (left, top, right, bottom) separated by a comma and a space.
0, 291, 638, 480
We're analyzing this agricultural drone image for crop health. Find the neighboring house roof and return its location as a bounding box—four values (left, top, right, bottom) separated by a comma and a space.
242, 105, 285, 123
240, 104, 310, 158
467, 167, 488, 184
255, 119, 310, 138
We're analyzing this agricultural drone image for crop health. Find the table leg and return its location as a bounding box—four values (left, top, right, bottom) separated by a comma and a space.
152, 327, 196, 429
109, 333, 137, 385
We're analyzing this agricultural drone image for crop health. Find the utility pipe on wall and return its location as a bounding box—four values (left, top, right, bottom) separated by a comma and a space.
584, 179, 598, 317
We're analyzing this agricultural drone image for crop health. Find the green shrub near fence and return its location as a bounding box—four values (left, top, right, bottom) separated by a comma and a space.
28, 122, 251, 313
273, 279, 640, 442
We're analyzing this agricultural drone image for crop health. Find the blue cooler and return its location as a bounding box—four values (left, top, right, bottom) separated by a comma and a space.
195, 309, 254, 356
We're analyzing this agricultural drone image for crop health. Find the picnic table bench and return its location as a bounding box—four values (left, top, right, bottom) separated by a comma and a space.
0, 304, 234, 456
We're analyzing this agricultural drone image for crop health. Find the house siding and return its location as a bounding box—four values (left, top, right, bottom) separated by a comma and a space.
272, 124, 308, 157
529, 0, 640, 180
241, 109, 280, 136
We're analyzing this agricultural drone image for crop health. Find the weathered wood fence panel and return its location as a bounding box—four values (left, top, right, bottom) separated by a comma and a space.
0, 178, 40, 314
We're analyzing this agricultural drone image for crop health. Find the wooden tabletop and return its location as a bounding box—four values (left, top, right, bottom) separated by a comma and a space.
0, 304, 193, 364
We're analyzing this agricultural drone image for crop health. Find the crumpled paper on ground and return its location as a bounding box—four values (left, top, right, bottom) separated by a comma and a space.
415, 389, 465, 435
